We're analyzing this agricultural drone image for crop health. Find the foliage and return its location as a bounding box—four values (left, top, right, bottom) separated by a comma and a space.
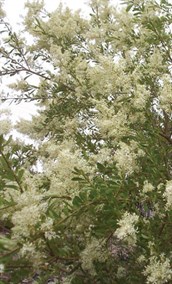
0, 0, 172, 283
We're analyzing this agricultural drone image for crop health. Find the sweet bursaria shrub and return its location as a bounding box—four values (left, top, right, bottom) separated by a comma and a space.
0, 0, 172, 283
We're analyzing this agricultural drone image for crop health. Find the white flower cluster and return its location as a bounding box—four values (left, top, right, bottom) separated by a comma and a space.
88, 56, 129, 96
61, 275, 73, 284
159, 75, 172, 114
0, 109, 12, 135
24, 0, 44, 34
132, 84, 150, 110
4, 179, 48, 240
12, 202, 47, 240
116, 266, 126, 279
142, 180, 154, 193
148, 49, 164, 77
114, 212, 139, 246
89, 147, 112, 164
20, 241, 45, 265
163, 180, 172, 210
40, 217, 57, 240
0, 263, 4, 273
143, 254, 172, 284
114, 141, 145, 176
80, 238, 107, 275
43, 140, 93, 196
48, 8, 86, 42
96, 107, 130, 140
0, 0, 5, 17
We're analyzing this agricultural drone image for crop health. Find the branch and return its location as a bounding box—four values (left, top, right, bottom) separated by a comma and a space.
43, 194, 72, 201
0, 96, 52, 102
0, 49, 51, 80
159, 132, 172, 145
1, 247, 19, 258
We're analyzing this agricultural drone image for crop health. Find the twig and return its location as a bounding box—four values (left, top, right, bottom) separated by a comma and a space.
159, 132, 172, 145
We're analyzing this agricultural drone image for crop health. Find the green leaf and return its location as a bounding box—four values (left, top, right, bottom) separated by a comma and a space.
72, 196, 83, 207
89, 188, 98, 200
71, 177, 84, 181
97, 162, 105, 172
126, 3, 133, 12
79, 191, 87, 201
17, 168, 25, 181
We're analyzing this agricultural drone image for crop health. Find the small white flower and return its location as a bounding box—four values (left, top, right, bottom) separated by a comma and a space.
142, 180, 154, 193
0, 263, 4, 273
116, 266, 126, 279
163, 180, 172, 209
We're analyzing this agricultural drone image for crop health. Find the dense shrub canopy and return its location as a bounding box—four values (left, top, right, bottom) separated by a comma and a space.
0, 0, 172, 283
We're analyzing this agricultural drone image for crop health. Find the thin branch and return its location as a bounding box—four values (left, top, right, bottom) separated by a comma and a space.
43, 194, 72, 201
0, 204, 16, 211
1, 247, 19, 258
0, 96, 52, 101
159, 133, 172, 145
0, 49, 51, 80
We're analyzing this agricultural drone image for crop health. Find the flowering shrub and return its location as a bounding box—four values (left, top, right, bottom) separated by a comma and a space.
0, 0, 172, 283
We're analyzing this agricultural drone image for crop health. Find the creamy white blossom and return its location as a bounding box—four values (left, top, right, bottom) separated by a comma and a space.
163, 180, 172, 209
148, 49, 164, 77
114, 212, 139, 246
12, 202, 47, 239
116, 266, 126, 279
20, 241, 45, 265
143, 254, 172, 284
0, 263, 4, 273
40, 217, 57, 240
159, 75, 172, 114
114, 141, 145, 176
80, 238, 107, 275
142, 180, 154, 193
132, 84, 150, 110
0, 109, 12, 135
89, 147, 112, 164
